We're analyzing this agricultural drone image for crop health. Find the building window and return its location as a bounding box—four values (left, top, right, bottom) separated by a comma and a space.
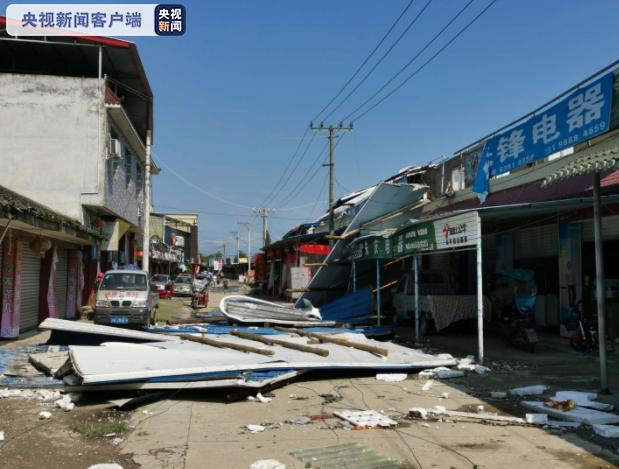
125, 147, 133, 187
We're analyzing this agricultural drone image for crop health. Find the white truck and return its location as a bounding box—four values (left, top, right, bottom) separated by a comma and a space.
94, 270, 159, 327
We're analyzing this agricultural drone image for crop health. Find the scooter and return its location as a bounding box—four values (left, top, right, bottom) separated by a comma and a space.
493, 269, 539, 352
191, 274, 210, 309
568, 301, 615, 353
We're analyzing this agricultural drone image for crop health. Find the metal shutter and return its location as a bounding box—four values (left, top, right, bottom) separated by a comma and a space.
581, 215, 619, 241
514, 224, 558, 259
55, 248, 69, 319
21, 242, 41, 332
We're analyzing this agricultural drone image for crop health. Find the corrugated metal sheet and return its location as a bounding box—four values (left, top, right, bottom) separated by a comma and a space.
55, 247, 68, 319
21, 242, 41, 332
319, 287, 372, 323
581, 215, 619, 241
514, 224, 558, 259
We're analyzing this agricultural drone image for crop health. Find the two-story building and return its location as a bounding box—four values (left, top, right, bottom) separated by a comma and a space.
0, 22, 155, 335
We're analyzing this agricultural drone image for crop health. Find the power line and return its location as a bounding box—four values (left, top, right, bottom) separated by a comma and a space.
323, 0, 434, 121
154, 204, 310, 221
345, 0, 496, 123
263, 131, 318, 206
310, 0, 416, 122
156, 157, 253, 210
260, 0, 418, 209
260, 127, 311, 207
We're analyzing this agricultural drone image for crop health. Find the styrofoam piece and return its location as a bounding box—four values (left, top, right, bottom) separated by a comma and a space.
521, 401, 619, 425
68, 335, 457, 385
88, 465, 123, 469
546, 420, 581, 429
39, 318, 177, 342
421, 380, 434, 392
0, 431, 4, 441
428, 407, 526, 424
334, 410, 398, 428
246, 424, 265, 433
510, 385, 548, 396
552, 391, 613, 411
525, 413, 548, 425
592, 424, 619, 438
409, 408, 428, 419
490, 392, 507, 399
250, 460, 286, 469
38, 411, 52, 420
375, 373, 407, 382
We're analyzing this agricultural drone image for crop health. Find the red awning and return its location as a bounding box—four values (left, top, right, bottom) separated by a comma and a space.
299, 244, 330, 255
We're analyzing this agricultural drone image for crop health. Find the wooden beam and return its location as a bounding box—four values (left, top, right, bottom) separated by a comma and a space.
274, 327, 389, 357
230, 330, 329, 357
179, 334, 274, 356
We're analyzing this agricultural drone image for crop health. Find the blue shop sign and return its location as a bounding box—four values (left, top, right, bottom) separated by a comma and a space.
473, 73, 614, 201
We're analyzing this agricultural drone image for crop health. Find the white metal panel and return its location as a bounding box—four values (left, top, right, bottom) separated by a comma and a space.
581, 215, 619, 242
21, 242, 41, 332
55, 247, 69, 319
514, 224, 558, 259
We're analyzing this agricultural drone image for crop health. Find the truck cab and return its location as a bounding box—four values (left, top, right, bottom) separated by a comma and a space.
94, 270, 159, 327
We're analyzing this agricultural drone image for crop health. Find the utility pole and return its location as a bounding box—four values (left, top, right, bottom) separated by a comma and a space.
222, 242, 226, 267
230, 231, 240, 264
253, 208, 275, 248
141, 130, 152, 272
309, 121, 353, 245
238, 221, 252, 274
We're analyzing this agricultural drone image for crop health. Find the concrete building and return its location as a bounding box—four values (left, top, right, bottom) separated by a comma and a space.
0, 22, 155, 335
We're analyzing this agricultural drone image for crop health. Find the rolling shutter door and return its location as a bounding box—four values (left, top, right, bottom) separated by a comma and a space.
21, 242, 41, 332
581, 215, 619, 241
514, 224, 558, 259
55, 248, 69, 319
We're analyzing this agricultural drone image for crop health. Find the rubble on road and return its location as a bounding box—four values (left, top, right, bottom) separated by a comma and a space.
375, 373, 407, 382
521, 401, 619, 425
333, 410, 398, 428
592, 424, 619, 438
510, 385, 549, 396
250, 459, 286, 469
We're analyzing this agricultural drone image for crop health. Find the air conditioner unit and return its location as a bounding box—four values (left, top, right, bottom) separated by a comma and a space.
108, 138, 121, 160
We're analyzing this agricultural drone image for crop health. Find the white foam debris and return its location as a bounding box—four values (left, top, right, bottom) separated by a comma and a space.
38, 411, 52, 420
421, 380, 434, 392
525, 413, 549, 425
490, 392, 507, 399
592, 424, 619, 438
510, 385, 548, 396
246, 424, 266, 433
55, 395, 75, 411
250, 460, 286, 469
376, 373, 407, 382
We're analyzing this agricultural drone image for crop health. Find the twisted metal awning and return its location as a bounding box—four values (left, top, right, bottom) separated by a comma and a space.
542, 144, 619, 187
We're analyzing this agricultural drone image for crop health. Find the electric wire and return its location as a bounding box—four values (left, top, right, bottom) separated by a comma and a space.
310, 0, 416, 122
264, 131, 318, 206
345, 0, 497, 123
156, 157, 253, 210
262, 0, 419, 208
323, 0, 434, 121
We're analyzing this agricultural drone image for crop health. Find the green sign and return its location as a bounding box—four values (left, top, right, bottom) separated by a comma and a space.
352, 235, 391, 260
391, 221, 436, 257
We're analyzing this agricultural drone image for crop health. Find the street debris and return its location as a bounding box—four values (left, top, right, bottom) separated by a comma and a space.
592, 424, 619, 438
290, 442, 404, 468
287, 416, 312, 425
490, 391, 507, 399
552, 391, 614, 411
38, 411, 52, 420
247, 392, 272, 403
333, 410, 398, 428
246, 424, 266, 433
0, 431, 5, 441
87, 465, 123, 469
250, 459, 286, 469
522, 401, 619, 425
375, 373, 407, 382
510, 385, 549, 396
418, 366, 465, 379
421, 380, 434, 391
410, 406, 527, 425
525, 413, 549, 425
220, 296, 326, 325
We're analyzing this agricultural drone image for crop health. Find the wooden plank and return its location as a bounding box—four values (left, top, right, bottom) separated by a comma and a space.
275, 327, 389, 357
230, 330, 329, 357
179, 334, 274, 356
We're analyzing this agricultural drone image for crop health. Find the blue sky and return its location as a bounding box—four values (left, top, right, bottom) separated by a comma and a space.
15, 0, 619, 255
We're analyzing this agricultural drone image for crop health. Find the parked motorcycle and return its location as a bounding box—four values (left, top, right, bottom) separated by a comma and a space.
568, 301, 615, 353
491, 269, 539, 352
191, 273, 210, 309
